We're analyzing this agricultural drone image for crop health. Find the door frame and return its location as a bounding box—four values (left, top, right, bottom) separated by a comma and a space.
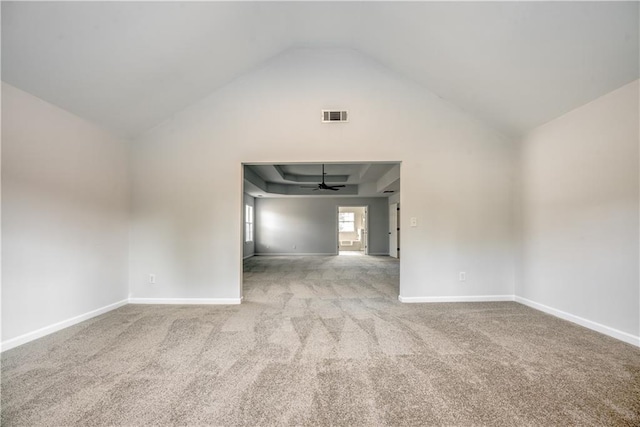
336, 205, 369, 255
241, 160, 402, 300
389, 202, 399, 258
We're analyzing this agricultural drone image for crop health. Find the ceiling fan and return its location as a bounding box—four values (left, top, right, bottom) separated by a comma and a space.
301, 164, 346, 191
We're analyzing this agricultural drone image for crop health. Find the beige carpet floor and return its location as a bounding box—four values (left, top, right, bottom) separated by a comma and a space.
2, 255, 639, 426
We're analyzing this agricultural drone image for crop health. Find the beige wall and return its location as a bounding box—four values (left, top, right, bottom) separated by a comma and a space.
129, 48, 517, 301
2, 83, 130, 344
3, 52, 637, 349
518, 80, 639, 342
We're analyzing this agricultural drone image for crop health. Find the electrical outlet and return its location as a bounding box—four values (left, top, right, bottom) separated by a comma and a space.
459, 272, 466, 282
149, 274, 156, 284
410, 217, 418, 227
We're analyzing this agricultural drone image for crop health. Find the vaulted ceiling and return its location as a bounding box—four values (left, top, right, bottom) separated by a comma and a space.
2, 2, 638, 138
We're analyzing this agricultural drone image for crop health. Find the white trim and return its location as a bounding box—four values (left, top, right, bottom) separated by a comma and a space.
398, 294, 639, 347
1, 299, 128, 352
128, 297, 241, 305
368, 253, 390, 256
399, 295, 514, 303
515, 296, 640, 348
255, 253, 336, 256
243, 254, 255, 260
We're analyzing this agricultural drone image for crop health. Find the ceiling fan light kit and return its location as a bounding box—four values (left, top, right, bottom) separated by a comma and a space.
301, 164, 347, 191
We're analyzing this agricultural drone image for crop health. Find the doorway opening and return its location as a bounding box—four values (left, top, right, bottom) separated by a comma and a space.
338, 206, 368, 256
241, 161, 401, 301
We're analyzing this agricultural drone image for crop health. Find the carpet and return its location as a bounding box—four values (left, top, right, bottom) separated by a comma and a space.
2, 255, 639, 426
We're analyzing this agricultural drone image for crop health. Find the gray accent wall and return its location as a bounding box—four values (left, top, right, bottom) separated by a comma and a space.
243, 193, 255, 258
255, 197, 389, 255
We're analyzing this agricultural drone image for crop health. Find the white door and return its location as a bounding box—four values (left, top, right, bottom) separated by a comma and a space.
389, 203, 398, 258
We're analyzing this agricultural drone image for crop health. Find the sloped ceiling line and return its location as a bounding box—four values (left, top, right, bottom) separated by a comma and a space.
2, 2, 637, 137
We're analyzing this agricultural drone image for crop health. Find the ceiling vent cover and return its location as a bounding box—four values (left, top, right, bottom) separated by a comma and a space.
322, 110, 348, 123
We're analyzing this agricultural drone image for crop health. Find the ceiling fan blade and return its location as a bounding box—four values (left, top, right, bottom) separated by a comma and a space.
332, 185, 346, 188
328, 187, 340, 191
300, 185, 317, 188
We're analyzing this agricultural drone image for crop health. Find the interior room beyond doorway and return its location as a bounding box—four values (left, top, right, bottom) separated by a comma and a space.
338, 206, 367, 255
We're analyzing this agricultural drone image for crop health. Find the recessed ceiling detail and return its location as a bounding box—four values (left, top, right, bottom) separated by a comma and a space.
244, 163, 399, 198
273, 165, 348, 183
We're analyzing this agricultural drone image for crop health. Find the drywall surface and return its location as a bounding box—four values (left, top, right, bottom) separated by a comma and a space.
1, 83, 129, 343
243, 193, 255, 258
518, 80, 639, 338
388, 192, 400, 205
256, 198, 386, 255
130, 48, 516, 300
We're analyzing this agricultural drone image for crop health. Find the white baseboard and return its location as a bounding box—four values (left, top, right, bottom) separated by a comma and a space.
368, 253, 390, 256
399, 295, 514, 303
255, 253, 336, 256
515, 296, 640, 347
128, 297, 241, 305
0, 299, 128, 353
398, 294, 639, 347
1, 296, 241, 352
6, 294, 635, 353
243, 254, 255, 260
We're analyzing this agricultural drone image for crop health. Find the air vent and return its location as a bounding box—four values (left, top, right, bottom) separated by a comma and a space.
322, 110, 348, 123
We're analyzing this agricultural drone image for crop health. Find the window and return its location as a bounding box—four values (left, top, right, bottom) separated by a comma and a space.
339, 212, 355, 232
245, 205, 254, 242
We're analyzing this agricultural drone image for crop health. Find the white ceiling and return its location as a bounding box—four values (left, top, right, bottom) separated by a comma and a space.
2, 2, 638, 137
